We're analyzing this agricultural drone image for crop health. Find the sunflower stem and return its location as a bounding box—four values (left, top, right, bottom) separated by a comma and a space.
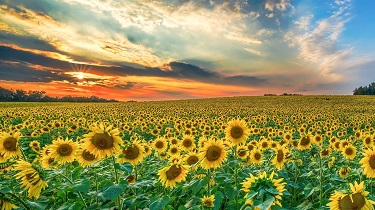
19, 146, 28, 161
207, 169, 211, 196
60, 173, 87, 208
318, 153, 323, 208
111, 155, 122, 210
234, 146, 239, 210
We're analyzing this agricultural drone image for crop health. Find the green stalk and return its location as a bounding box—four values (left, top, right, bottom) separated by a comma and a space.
207, 169, 211, 196
112, 156, 122, 210
234, 146, 238, 210
318, 154, 323, 208
6, 192, 30, 210
60, 173, 87, 208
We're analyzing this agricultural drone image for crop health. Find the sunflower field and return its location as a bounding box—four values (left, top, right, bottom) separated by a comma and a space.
1, 96, 375, 210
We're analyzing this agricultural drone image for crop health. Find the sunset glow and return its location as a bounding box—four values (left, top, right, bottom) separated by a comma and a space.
0, 0, 374, 101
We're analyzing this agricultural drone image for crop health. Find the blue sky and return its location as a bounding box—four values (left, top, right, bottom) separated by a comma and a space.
0, 0, 374, 100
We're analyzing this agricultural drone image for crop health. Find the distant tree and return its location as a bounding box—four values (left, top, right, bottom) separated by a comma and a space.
353, 82, 375, 95
0, 86, 118, 102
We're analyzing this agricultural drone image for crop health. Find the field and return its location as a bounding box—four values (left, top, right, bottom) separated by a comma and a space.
1, 95, 375, 210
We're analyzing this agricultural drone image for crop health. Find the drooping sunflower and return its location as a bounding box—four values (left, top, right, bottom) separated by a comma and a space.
327, 181, 375, 209
0, 198, 18, 210
40, 153, 57, 169
341, 144, 357, 160
298, 135, 312, 150
49, 137, 79, 164
0, 132, 21, 159
320, 148, 331, 158
241, 171, 286, 208
75, 148, 98, 168
272, 145, 288, 170
117, 140, 145, 166
153, 137, 168, 153
158, 163, 188, 188
82, 124, 123, 159
225, 119, 250, 145
236, 145, 249, 160
180, 135, 196, 151
13, 160, 48, 199
360, 148, 375, 178
250, 149, 263, 165
201, 195, 215, 208
198, 138, 227, 170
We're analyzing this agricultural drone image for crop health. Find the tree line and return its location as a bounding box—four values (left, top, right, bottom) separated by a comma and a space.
0, 87, 118, 102
353, 82, 375, 95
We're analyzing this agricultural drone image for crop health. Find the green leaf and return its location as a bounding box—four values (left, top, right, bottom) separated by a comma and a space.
26, 197, 50, 210
115, 162, 133, 174
98, 184, 127, 201
246, 191, 257, 200
213, 191, 224, 210
71, 166, 84, 180
178, 205, 188, 210
263, 196, 275, 210
191, 176, 209, 194
149, 195, 169, 210
303, 183, 317, 199
265, 187, 280, 195
0, 186, 12, 194
72, 179, 91, 193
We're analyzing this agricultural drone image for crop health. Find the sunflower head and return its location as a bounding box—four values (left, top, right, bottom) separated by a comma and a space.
0, 132, 21, 159
225, 119, 250, 145
198, 138, 227, 170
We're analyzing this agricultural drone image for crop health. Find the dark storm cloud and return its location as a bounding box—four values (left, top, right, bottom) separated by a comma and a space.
113, 82, 137, 90
0, 46, 267, 87
0, 31, 59, 52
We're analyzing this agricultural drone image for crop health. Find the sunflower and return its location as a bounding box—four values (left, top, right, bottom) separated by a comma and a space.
168, 145, 180, 156
201, 195, 215, 208
320, 148, 331, 158
117, 140, 145, 166
49, 137, 79, 164
142, 143, 152, 157
327, 181, 375, 209
198, 138, 227, 170
362, 135, 373, 148
13, 160, 48, 199
153, 137, 168, 153
328, 157, 335, 169
169, 137, 179, 145
0, 198, 18, 210
259, 138, 270, 151
29, 140, 41, 153
250, 149, 263, 165
82, 124, 123, 159
225, 119, 250, 145
298, 135, 312, 150
339, 167, 351, 179
184, 150, 200, 170
126, 175, 136, 184
76, 148, 98, 168
40, 153, 57, 169
180, 135, 196, 151
272, 145, 288, 170
237, 145, 249, 160
241, 171, 286, 208
0, 132, 21, 159
360, 148, 375, 178
342, 144, 357, 160
158, 163, 188, 188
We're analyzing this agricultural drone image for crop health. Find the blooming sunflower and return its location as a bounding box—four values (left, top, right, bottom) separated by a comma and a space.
40, 153, 57, 169
82, 124, 123, 159
327, 181, 375, 210
76, 148, 98, 168
0, 198, 18, 210
184, 151, 200, 170
168, 145, 180, 156
339, 167, 351, 179
237, 145, 249, 160
272, 145, 288, 170
180, 135, 196, 151
241, 171, 286, 208
201, 195, 215, 208
158, 163, 188, 188
225, 119, 250, 145
29, 140, 41, 153
342, 144, 357, 160
362, 135, 373, 148
250, 149, 263, 165
360, 148, 375, 178
0, 132, 21, 159
13, 160, 48, 199
153, 137, 168, 153
117, 140, 145, 166
198, 138, 227, 170
320, 148, 331, 158
49, 137, 79, 164
142, 143, 152, 157
298, 135, 312, 150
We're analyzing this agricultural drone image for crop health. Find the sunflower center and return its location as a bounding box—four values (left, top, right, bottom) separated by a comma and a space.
171, 148, 178, 153
57, 144, 73, 156
166, 164, 182, 180
126, 175, 135, 183
277, 150, 284, 162
124, 146, 139, 159
183, 139, 193, 148
321, 149, 329, 156
206, 146, 222, 161
82, 150, 96, 161
3, 137, 17, 151
91, 133, 114, 150
254, 152, 261, 160
300, 136, 310, 146
155, 141, 164, 149
369, 155, 375, 169
262, 142, 268, 148
187, 156, 199, 165
238, 149, 247, 157
171, 139, 178, 144
339, 193, 365, 210
230, 126, 244, 139
345, 147, 353, 156
26, 173, 39, 185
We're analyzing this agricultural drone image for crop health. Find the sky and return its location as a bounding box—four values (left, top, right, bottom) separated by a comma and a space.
0, 0, 374, 101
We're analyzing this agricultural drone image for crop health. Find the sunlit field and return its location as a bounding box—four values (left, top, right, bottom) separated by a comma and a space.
1, 96, 375, 210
